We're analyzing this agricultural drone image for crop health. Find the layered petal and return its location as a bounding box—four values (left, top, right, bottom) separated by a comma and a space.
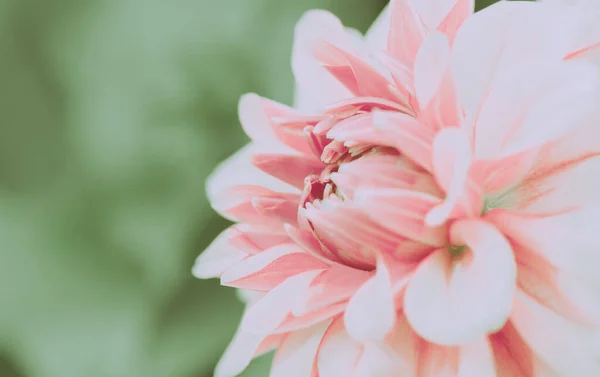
404, 220, 517, 345
344, 256, 396, 341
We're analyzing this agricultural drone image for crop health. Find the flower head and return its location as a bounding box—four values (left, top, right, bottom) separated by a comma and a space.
195, 0, 600, 376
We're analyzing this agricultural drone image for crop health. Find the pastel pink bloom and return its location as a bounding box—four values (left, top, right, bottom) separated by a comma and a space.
194, 0, 600, 376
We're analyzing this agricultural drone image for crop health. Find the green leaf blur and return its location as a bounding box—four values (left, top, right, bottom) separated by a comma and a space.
0, 1, 499, 376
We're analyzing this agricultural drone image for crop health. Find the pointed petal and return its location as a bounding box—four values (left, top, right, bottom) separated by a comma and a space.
207, 144, 300, 217
355, 188, 447, 246
252, 153, 325, 189
292, 10, 353, 111
296, 266, 372, 316
193, 227, 247, 279
221, 244, 327, 291
252, 195, 300, 226
270, 322, 330, 377
372, 111, 435, 171
404, 220, 517, 345
365, 4, 390, 51
414, 33, 461, 130
239, 270, 323, 335
317, 318, 363, 377
388, 0, 427, 68
214, 329, 267, 377
331, 153, 441, 199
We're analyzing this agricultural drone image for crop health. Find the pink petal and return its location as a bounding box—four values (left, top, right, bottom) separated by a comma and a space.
513, 243, 600, 326
303, 197, 403, 269
365, 4, 390, 51
292, 10, 353, 111
472, 60, 598, 160
354, 188, 448, 246
239, 270, 323, 335
239, 93, 314, 155
457, 337, 497, 377
426, 127, 479, 227
414, 32, 452, 111
404, 220, 517, 345
331, 153, 441, 199
214, 329, 267, 377
251, 195, 300, 226
388, 0, 427, 68
451, 1, 573, 118
344, 257, 396, 341
489, 321, 534, 377
511, 292, 600, 376
284, 224, 342, 264
276, 303, 346, 334
316, 317, 364, 377
192, 227, 247, 279
317, 44, 398, 102
485, 208, 600, 286
437, 0, 474, 42
270, 322, 330, 377
414, 33, 461, 131
372, 111, 435, 171
252, 153, 325, 189
416, 343, 459, 377
228, 223, 290, 255
220, 243, 327, 291
351, 342, 409, 377
296, 265, 372, 316
206, 144, 300, 217
413, 0, 459, 32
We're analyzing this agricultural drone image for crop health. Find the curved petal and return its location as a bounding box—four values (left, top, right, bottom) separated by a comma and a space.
316, 318, 363, 377
365, 3, 390, 52
354, 188, 448, 246
220, 243, 327, 291
404, 220, 517, 345
270, 322, 330, 377
240, 270, 323, 335
292, 10, 353, 111
489, 321, 534, 377
193, 227, 247, 279
472, 60, 598, 160
206, 144, 300, 219
452, 1, 572, 118
426, 127, 478, 227
344, 256, 396, 341
511, 292, 600, 376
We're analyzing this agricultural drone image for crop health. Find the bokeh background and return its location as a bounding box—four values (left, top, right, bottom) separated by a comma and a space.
0, 0, 499, 376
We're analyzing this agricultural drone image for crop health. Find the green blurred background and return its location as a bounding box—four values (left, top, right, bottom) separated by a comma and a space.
0, 0, 497, 376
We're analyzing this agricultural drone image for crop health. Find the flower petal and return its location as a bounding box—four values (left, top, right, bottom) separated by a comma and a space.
452, 1, 572, 118
426, 127, 479, 226
292, 10, 353, 111
355, 188, 447, 246
220, 243, 327, 291
511, 292, 600, 376
472, 60, 598, 160
344, 256, 396, 341
193, 227, 247, 279
270, 322, 330, 377
404, 220, 517, 345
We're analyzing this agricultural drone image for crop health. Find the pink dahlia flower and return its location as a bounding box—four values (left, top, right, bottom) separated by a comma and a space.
195, 0, 600, 376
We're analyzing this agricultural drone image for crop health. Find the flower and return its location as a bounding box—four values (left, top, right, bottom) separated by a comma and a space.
194, 0, 600, 376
